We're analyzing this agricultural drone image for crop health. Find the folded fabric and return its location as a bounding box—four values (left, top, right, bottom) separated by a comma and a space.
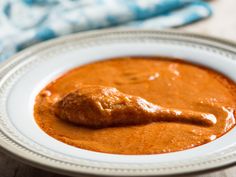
0, 0, 212, 62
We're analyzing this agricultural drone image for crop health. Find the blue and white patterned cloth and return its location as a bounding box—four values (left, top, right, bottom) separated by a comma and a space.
0, 0, 212, 61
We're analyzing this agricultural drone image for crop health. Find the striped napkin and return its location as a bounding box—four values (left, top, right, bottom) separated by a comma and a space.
0, 0, 212, 62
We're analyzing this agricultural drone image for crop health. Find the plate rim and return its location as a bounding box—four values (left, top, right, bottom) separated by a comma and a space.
1, 29, 236, 176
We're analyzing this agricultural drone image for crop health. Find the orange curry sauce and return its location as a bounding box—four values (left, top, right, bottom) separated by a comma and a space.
34, 57, 236, 155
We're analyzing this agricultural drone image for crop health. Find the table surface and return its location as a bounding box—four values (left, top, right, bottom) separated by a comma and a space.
1, 0, 236, 177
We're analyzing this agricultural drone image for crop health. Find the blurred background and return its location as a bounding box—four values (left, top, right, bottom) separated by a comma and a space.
181, 0, 236, 41
0, 0, 236, 177
0, 0, 235, 62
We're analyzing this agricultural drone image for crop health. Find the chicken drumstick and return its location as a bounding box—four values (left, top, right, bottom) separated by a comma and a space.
54, 85, 217, 128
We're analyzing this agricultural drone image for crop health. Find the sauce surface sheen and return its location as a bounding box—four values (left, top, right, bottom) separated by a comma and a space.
34, 57, 236, 155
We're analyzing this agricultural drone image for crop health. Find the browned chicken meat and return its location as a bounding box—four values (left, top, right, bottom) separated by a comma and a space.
54, 85, 217, 128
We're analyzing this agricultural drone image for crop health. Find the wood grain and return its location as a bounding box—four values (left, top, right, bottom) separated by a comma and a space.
0, 0, 236, 176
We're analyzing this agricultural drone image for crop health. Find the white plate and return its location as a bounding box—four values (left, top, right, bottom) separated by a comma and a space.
0, 29, 236, 176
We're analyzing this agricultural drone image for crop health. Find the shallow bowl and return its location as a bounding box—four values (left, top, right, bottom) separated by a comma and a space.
0, 30, 236, 176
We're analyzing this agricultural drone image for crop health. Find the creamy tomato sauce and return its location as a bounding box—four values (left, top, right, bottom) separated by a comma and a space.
34, 57, 236, 155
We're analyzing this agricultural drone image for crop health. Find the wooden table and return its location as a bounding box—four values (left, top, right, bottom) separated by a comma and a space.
1, 0, 236, 176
